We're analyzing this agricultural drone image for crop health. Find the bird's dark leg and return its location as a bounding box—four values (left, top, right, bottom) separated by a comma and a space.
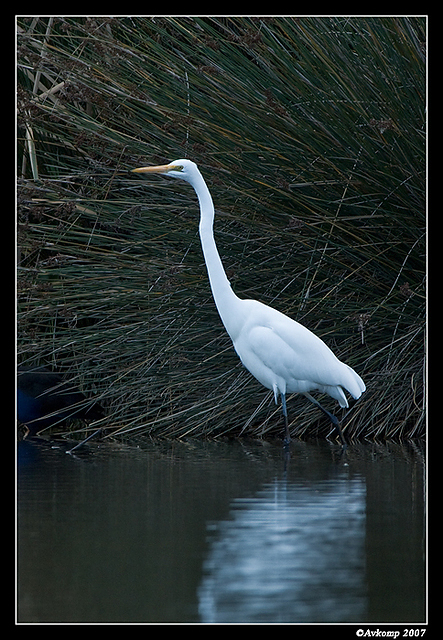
304, 393, 347, 448
281, 393, 291, 447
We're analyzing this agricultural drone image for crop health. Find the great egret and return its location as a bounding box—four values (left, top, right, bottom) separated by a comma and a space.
17, 366, 104, 435
133, 159, 365, 445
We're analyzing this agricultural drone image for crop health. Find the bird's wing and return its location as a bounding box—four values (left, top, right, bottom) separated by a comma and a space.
234, 300, 365, 398
242, 323, 341, 387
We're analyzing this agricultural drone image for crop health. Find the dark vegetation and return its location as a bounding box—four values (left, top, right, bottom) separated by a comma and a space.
17, 17, 426, 440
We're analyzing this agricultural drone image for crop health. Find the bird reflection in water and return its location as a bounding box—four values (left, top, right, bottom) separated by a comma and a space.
198, 476, 367, 623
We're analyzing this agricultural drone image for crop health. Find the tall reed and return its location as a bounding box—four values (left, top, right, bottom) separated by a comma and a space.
17, 17, 426, 439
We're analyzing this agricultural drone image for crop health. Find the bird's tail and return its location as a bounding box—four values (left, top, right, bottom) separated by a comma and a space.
327, 364, 365, 408
343, 364, 366, 400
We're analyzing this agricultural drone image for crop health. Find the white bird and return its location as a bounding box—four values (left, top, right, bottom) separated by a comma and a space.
132, 159, 365, 446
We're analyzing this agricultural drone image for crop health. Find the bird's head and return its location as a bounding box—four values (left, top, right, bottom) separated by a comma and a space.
132, 158, 198, 182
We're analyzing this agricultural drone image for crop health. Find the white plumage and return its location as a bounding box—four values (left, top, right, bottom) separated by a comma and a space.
233, 299, 365, 406
133, 159, 365, 444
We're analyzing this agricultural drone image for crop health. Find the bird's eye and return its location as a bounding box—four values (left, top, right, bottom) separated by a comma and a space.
171, 165, 184, 172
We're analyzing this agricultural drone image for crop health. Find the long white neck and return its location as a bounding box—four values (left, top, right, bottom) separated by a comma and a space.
187, 170, 243, 340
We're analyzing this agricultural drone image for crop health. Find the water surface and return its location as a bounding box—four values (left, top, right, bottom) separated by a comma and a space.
17, 437, 425, 623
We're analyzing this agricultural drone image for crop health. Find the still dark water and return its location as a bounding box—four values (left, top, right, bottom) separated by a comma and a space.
17, 437, 425, 624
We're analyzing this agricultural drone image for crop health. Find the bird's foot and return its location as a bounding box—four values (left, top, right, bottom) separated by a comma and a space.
324, 412, 347, 448
334, 423, 347, 449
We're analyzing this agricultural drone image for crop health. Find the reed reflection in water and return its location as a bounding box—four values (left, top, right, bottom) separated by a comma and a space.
199, 475, 366, 623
